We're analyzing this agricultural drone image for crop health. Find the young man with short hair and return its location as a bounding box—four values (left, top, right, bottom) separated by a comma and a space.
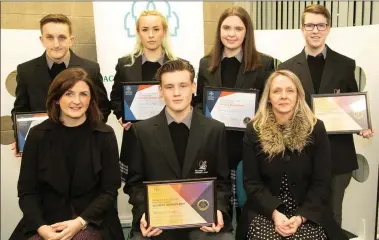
279, 4, 374, 226
11, 14, 110, 155
124, 60, 233, 240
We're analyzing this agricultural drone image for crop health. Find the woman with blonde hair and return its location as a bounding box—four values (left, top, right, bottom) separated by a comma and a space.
111, 9, 177, 125
110, 10, 186, 182
236, 70, 347, 240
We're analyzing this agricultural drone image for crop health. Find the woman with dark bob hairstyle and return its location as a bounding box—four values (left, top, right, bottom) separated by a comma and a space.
11, 67, 124, 240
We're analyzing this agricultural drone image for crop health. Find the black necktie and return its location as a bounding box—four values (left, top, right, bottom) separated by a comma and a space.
49, 62, 66, 81
168, 122, 190, 169
307, 53, 325, 93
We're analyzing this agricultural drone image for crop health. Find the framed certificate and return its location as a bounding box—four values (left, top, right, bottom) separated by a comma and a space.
145, 178, 216, 229
312, 92, 372, 134
121, 82, 165, 123
14, 112, 48, 153
203, 87, 258, 131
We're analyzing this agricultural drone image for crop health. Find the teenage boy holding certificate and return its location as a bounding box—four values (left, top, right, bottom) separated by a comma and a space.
124, 60, 233, 240
279, 4, 374, 226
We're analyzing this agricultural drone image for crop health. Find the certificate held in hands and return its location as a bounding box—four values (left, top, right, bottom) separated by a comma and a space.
203, 87, 258, 130
122, 82, 165, 122
312, 92, 372, 134
145, 178, 216, 229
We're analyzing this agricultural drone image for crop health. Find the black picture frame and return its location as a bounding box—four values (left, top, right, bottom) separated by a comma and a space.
14, 111, 48, 153
121, 81, 163, 123
311, 92, 372, 134
203, 86, 259, 131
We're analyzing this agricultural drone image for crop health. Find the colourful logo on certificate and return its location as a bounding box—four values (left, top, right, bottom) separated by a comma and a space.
354, 111, 364, 120
197, 199, 209, 211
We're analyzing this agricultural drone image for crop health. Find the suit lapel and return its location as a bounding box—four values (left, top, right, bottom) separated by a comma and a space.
319, 46, 335, 92
34, 53, 53, 89
39, 125, 70, 197
153, 110, 181, 177
181, 111, 205, 178
294, 51, 315, 96
68, 50, 82, 67
127, 55, 143, 82
234, 59, 249, 88
212, 64, 222, 87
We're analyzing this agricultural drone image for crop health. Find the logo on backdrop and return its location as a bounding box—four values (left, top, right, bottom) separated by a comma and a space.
124, 0, 180, 38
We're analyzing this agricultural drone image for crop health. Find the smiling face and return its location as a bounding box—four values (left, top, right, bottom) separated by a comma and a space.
40, 22, 74, 63
137, 15, 166, 52
301, 13, 330, 52
220, 15, 246, 54
58, 80, 90, 124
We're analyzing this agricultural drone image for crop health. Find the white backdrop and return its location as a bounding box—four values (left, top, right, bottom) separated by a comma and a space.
1, 29, 45, 240
1, 14, 378, 240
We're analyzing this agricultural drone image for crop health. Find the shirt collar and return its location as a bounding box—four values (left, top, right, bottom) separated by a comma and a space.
305, 46, 327, 59
165, 107, 193, 129
142, 53, 165, 65
46, 51, 70, 69
222, 50, 243, 63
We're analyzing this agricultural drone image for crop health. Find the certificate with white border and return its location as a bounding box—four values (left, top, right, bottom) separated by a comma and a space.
312, 92, 372, 134
121, 82, 165, 122
203, 87, 258, 131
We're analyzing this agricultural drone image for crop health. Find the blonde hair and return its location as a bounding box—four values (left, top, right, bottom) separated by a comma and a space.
253, 70, 317, 133
125, 10, 176, 66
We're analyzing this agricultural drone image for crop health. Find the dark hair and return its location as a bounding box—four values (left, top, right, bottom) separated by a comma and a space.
40, 14, 72, 34
302, 4, 331, 25
208, 6, 261, 73
46, 67, 102, 124
155, 60, 195, 84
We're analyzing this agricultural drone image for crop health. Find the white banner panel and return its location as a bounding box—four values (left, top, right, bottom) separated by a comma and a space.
255, 25, 379, 240
93, 1, 204, 94
0, 29, 45, 240
93, 0, 204, 224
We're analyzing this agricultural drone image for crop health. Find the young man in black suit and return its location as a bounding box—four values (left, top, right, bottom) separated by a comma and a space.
124, 60, 233, 240
279, 4, 374, 226
11, 14, 110, 155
